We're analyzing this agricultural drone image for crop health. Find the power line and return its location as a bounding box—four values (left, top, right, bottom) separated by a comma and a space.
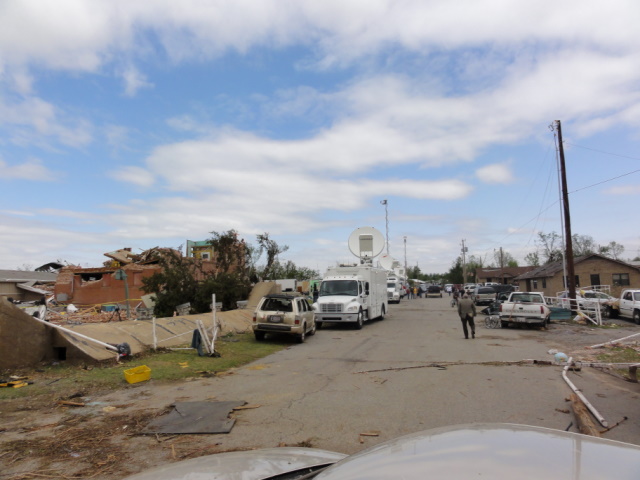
564, 142, 640, 162
570, 168, 640, 194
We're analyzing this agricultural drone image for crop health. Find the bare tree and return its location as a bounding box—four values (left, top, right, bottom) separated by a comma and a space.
536, 232, 563, 264
256, 233, 289, 279
572, 234, 597, 256
599, 241, 625, 260
524, 251, 540, 267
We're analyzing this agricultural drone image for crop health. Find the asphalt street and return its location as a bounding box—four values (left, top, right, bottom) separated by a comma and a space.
120, 294, 639, 457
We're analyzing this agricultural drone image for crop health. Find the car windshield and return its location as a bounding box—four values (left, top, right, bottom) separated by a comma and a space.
319, 280, 358, 296
387, 282, 396, 288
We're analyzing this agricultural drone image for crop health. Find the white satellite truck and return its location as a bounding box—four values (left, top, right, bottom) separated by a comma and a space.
380, 254, 406, 304
314, 227, 389, 330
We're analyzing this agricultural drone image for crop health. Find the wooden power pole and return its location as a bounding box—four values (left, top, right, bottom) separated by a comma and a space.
555, 120, 577, 309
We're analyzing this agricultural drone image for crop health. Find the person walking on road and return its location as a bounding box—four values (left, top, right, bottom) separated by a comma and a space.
457, 293, 476, 339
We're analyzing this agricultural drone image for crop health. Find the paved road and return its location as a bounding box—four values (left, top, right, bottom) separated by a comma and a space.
125, 294, 639, 457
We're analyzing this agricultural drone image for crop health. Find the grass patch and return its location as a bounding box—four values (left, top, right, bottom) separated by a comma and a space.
0, 333, 288, 402
595, 346, 640, 364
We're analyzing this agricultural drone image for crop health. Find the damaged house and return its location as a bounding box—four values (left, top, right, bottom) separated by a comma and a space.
0, 269, 58, 303
53, 247, 177, 311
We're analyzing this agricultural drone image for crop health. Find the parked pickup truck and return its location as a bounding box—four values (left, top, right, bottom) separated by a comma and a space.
499, 291, 551, 328
603, 289, 640, 325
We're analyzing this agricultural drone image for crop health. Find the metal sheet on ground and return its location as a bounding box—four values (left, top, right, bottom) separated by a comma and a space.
142, 401, 246, 434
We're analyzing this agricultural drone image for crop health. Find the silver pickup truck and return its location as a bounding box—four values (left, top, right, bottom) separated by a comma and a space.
499, 291, 551, 328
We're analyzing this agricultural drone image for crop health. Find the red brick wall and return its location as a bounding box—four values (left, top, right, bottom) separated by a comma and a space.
54, 266, 160, 308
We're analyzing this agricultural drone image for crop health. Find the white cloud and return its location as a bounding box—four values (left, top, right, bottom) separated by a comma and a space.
602, 184, 640, 195
475, 163, 514, 184
0, 95, 93, 147
0, 157, 56, 181
122, 65, 153, 97
3, 1, 640, 77
109, 166, 156, 187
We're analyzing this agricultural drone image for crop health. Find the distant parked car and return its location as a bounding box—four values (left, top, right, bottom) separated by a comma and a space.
463, 284, 476, 294
253, 294, 316, 343
426, 285, 442, 298
471, 286, 496, 306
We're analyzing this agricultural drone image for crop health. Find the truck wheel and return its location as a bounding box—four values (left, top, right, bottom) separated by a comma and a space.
604, 306, 619, 319
254, 331, 266, 341
379, 305, 386, 320
316, 321, 323, 329
634, 310, 640, 325
500, 321, 509, 328
355, 309, 364, 330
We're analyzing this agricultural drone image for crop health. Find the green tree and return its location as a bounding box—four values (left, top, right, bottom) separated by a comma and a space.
140, 248, 202, 317
207, 229, 247, 274
446, 257, 464, 284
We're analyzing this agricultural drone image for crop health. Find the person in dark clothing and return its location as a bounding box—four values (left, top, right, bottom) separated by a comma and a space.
457, 293, 477, 339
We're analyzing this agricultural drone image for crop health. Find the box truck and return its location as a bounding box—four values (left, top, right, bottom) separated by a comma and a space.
314, 264, 388, 329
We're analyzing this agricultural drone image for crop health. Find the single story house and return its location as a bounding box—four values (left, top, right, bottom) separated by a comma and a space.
513, 254, 640, 298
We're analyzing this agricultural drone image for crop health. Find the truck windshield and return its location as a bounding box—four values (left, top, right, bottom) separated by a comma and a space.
319, 280, 359, 296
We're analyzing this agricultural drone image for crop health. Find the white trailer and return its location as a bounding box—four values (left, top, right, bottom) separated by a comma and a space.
314, 264, 388, 329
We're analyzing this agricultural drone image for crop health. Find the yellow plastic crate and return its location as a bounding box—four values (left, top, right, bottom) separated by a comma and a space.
124, 365, 151, 384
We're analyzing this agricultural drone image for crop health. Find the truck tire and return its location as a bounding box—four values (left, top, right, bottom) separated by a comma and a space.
634, 310, 640, 325
500, 320, 509, 328
355, 309, 364, 330
379, 305, 386, 320
316, 321, 323, 329
604, 306, 619, 319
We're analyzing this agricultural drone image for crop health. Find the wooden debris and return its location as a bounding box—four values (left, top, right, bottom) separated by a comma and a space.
359, 431, 380, 443
57, 400, 86, 407
569, 393, 601, 437
232, 404, 261, 411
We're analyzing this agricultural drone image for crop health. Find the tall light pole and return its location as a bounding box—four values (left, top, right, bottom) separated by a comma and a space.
403, 236, 408, 280
461, 239, 468, 284
380, 199, 389, 255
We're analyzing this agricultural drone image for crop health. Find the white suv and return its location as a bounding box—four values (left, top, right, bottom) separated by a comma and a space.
253, 294, 316, 343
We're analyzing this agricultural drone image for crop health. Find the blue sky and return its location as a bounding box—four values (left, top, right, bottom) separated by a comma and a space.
1, 0, 640, 274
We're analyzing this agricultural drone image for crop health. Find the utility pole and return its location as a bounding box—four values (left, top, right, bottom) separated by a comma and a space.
500, 247, 505, 284
381, 199, 389, 255
555, 120, 577, 310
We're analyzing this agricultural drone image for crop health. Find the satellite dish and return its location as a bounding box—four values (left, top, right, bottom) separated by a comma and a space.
379, 255, 396, 271
348, 227, 385, 262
